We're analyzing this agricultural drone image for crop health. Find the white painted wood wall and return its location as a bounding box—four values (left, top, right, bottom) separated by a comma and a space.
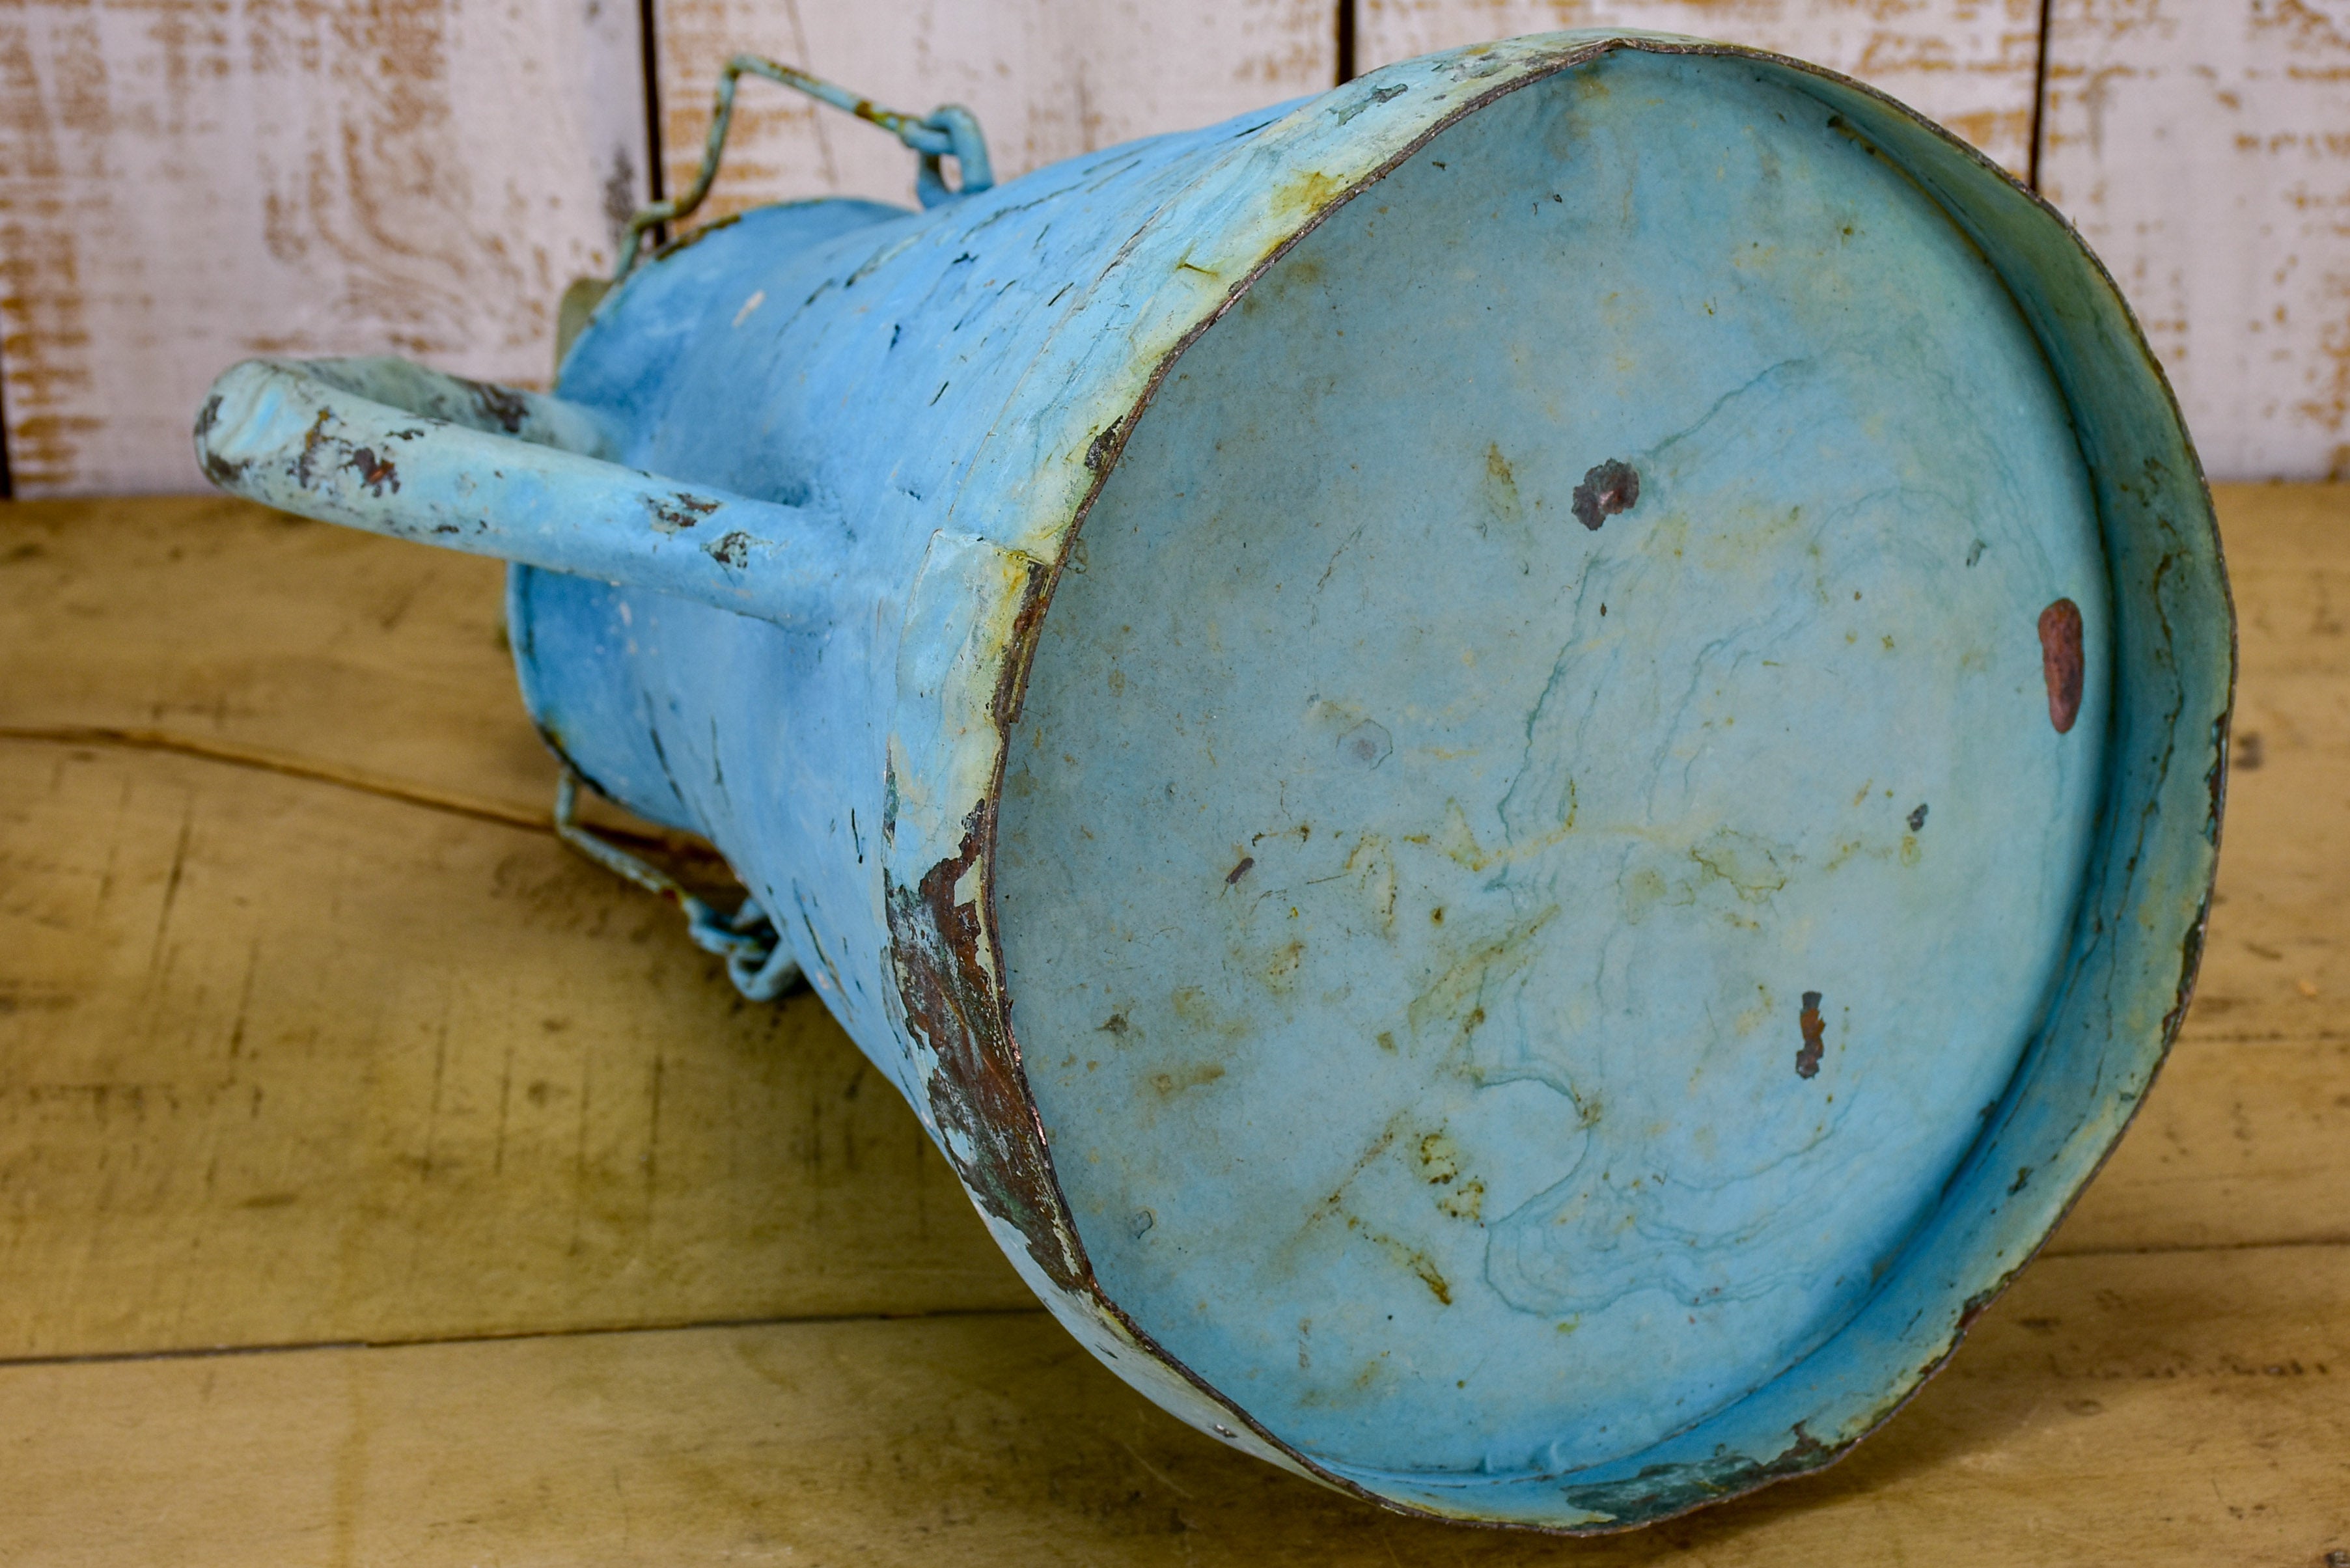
2, 0, 2340, 493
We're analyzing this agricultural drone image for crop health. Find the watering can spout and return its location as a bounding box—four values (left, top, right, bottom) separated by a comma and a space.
193, 356, 849, 626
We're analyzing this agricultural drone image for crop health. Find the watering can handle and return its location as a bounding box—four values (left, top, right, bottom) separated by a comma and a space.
616, 55, 993, 277
193, 356, 848, 627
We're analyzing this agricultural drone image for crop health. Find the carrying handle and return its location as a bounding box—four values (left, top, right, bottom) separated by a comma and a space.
555, 771, 803, 999
194, 356, 850, 627
616, 55, 994, 278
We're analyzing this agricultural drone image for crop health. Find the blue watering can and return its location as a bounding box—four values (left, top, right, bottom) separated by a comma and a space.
194, 33, 2231, 1532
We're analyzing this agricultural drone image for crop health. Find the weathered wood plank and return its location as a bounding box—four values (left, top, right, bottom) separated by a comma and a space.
2041, 1, 2350, 482
0, 486, 2343, 1356
0, 0, 648, 497
0, 494, 551, 821
646, 0, 1335, 223
1356, 1, 2043, 177
0, 1245, 2343, 1563
0, 738, 1025, 1359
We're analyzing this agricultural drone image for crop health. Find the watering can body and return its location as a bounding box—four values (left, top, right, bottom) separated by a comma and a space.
194, 33, 2231, 1531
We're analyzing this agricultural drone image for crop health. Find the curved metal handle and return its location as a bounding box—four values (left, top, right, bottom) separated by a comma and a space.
193, 356, 849, 627
554, 771, 802, 1000
616, 55, 995, 277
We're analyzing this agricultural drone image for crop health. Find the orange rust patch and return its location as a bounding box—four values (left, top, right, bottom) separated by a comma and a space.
2039, 597, 2084, 734
1797, 990, 1825, 1079
886, 810, 1083, 1292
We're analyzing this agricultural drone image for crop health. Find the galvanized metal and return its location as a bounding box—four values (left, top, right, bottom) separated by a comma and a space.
191, 32, 2232, 1532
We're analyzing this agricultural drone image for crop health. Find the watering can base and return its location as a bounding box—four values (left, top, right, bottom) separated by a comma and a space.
998, 50, 2110, 1491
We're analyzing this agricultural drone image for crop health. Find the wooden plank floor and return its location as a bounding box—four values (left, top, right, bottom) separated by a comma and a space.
1, 489, 2345, 1563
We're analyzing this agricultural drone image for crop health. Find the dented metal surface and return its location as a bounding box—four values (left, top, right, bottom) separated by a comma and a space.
191, 31, 2230, 1533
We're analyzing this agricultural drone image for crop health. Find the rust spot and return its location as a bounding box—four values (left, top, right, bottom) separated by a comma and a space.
988, 557, 1057, 730
1571, 458, 1640, 530
194, 396, 250, 489
1098, 1012, 1129, 1035
1796, 991, 1825, 1079
706, 531, 752, 568
646, 493, 721, 533
294, 407, 333, 488
1085, 417, 1125, 473
885, 815, 1084, 1293
347, 447, 398, 495
1558, 1422, 1833, 1519
465, 378, 531, 435
1955, 1281, 2008, 1334
1226, 855, 1256, 885
2038, 598, 2084, 734
650, 210, 745, 264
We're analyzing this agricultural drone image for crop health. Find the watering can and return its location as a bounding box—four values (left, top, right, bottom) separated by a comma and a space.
192, 32, 2231, 1532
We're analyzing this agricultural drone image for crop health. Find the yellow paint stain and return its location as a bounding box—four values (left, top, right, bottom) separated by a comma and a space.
1150, 1063, 1228, 1096
1275, 169, 1346, 219
1340, 833, 1397, 935
1406, 905, 1560, 1045
1480, 441, 1523, 529
1405, 791, 1575, 873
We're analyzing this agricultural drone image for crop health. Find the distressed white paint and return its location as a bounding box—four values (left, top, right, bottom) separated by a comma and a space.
648, 0, 1336, 220
1358, 1, 2044, 178
7, 0, 2348, 493
2041, 1, 2350, 482
0, 0, 646, 496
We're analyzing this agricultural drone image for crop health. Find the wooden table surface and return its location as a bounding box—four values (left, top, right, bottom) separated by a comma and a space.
0, 488, 2344, 1565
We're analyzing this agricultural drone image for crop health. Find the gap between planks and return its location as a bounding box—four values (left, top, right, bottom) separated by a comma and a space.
0, 723, 551, 834
0, 1304, 1053, 1373
0, 1235, 2341, 1375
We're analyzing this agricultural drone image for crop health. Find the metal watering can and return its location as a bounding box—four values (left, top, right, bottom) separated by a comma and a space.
194, 32, 2231, 1532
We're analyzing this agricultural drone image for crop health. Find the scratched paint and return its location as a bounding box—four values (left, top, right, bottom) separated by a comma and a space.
0, 0, 646, 495
194, 33, 2230, 1532
1359, 1, 2047, 176
2040, 0, 2350, 480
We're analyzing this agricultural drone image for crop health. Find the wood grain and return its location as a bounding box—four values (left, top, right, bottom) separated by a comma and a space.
9, 0, 2346, 497
0, 0, 647, 497
0, 493, 549, 821
2041, 1, 2350, 482
1355, 0, 2045, 177
0, 486, 2342, 1556
646, 0, 1334, 225
0, 485, 2343, 1361
0, 1246, 2343, 1563
0, 737, 1025, 1359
